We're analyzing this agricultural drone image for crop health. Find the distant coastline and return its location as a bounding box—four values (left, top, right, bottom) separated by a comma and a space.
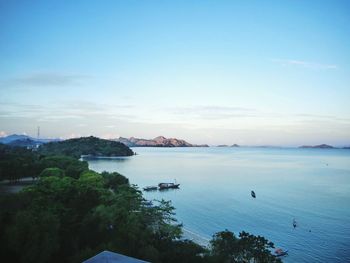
116, 136, 209, 147
299, 144, 338, 149
0, 134, 349, 149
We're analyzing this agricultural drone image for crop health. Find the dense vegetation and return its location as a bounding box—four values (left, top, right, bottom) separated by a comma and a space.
0, 144, 88, 182
0, 144, 41, 182
0, 142, 281, 263
38, 136, 134, 158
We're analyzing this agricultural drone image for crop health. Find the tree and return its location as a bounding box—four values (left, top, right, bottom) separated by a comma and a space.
40, 167, 65, 177
101, 171, 129, 190
237, 231, 280, 263
6, 210, 60, 263
0, 144, 41, 182
210, 230, 281, 263
210, 230, 239, 263
39, 155, 88, 179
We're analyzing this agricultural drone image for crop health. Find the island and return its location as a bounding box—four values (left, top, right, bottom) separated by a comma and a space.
299, 144, 334, 149
217, 144, 239, 147
39, 136, 134, 158
116, 136, 209, 147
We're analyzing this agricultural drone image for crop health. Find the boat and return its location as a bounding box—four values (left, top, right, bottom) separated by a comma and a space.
293, 218, 297, 228
143, 186, 158, 191
251, 190, 256, 198
158, 182, 180, 190
275, 248, 288, 257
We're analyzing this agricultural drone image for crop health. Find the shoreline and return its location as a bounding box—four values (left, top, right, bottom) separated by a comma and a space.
182, 228, 210, 248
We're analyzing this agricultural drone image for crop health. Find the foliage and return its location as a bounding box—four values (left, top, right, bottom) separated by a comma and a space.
100, 171, 129, 189
0, 144, 41, 182
39, 155, 88, 179
0, 145, 88, 181
0, 171, 188, 263
158, 239, 208, 263
210, 230, 281, 263
0, 142, 131, 186
38, 136, 134, 158
40, 167, 65, 177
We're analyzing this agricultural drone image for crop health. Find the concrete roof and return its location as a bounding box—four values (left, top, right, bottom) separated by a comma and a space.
83, 251, 150, 263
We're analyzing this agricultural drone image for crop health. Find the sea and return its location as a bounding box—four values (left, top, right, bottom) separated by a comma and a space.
86, 147, 350, 262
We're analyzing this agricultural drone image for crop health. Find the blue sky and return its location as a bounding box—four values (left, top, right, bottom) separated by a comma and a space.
0, 0, 349, 146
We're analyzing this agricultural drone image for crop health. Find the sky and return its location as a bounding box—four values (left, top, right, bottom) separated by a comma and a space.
0, 0, 349, 146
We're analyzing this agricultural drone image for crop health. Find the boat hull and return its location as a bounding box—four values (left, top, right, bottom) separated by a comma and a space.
159, 184, 180, 190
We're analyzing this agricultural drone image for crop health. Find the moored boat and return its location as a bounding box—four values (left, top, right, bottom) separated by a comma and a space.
158, 182, 180, 190
251, 190, 256, 198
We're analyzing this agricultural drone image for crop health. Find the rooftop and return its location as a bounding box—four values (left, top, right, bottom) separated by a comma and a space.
83, 251, 150, 263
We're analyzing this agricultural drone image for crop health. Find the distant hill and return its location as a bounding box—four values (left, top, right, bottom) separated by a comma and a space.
8, 138, 42, 148
0, 134, 60, 146
0, 134, 33, 144
213, 144, 240, 147
39, 136, 134, 158
299, 144, 334, 149
117, 136, 208, 147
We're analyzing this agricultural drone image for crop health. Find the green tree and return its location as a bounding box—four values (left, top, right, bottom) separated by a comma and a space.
6, 210, 60, 263
210, 230, 239, 263
40, 167, 65, 177
210, 230, 280, 263
0, 144, 41, 182
101, 171, 129, 190
40, 155, 88, 178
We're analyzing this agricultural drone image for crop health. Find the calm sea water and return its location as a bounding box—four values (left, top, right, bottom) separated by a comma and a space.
86, 147, 350, 262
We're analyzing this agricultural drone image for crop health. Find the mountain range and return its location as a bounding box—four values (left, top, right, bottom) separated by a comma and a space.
116, 136, 208, 147
1, 134, 349, 149
0, 134, 61, 147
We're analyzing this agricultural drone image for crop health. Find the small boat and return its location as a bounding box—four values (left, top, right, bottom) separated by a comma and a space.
143, 186, 158, 191
275, 248, 288, 257
293, 218, 297, 228
251, 190, 256, 198
158, 182, 180, 190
